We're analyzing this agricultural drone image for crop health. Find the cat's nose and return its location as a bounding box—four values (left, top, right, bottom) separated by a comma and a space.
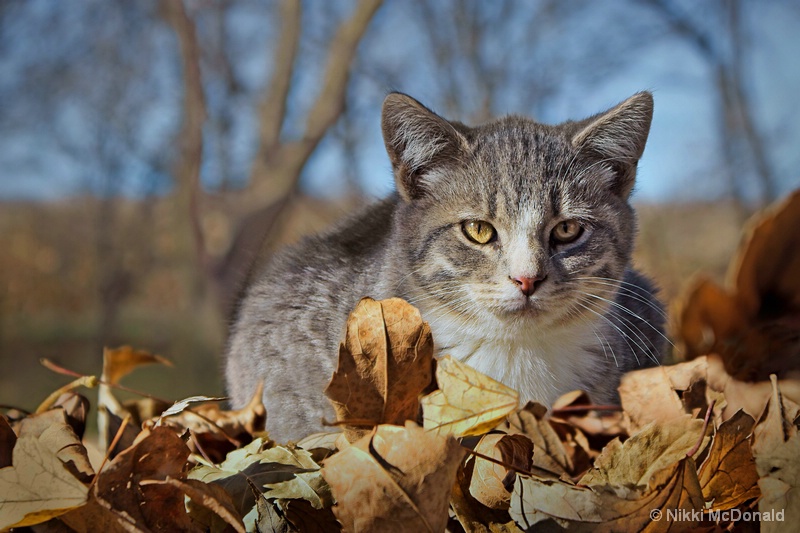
511, 275, 546, 296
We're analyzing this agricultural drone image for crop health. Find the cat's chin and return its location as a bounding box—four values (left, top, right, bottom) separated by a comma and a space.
495, 298, 546, 319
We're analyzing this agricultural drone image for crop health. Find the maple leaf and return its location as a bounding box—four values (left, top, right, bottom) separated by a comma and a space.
325, 297, 435, 442
0, 409, 92, 529
321, 421, 465, 533
421, 355, 519, 437
511, 458, 704, 532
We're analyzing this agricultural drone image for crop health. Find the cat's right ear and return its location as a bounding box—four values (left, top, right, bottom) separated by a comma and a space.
381, 93, 469, 201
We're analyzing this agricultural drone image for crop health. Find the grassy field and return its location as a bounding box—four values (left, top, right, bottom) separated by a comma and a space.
0, 197, 749, 411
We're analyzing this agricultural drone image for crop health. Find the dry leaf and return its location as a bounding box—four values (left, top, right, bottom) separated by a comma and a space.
61, 427, 196, 532
157, 395, 229, 420
697, 410, 760, 511
468, 433, 533, 509
322, 421, 464, 533
752, 376, 800, 531
673, 190, 800, 380
98, 346, 172, 452
164, 477, 246, 533
189, 437, 329, 531
325, 297, 435, 442
146, 383, 266, 463
0, 411, 92, 529
549, 392, 623, 470
0, 415, 17, 468
551, 391, 626, 440
510, 416, 707, 530
620, 354, 800, 432
101, 345, 173, 385
281, 498, 340, 533
422, 355, 519, 437
580, 416, 709, 492
510, 457, 704, 532
619, 361, 694, 432
504, 402, 574, 477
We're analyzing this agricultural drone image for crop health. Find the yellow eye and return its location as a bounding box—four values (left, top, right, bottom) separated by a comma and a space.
462, 220, 496, 244
552, 219, 582, 243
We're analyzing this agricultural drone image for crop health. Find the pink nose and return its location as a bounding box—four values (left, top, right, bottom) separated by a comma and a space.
511, 275, 545, 296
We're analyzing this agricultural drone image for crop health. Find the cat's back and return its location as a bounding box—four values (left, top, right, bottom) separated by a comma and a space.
225, 196, 398, 435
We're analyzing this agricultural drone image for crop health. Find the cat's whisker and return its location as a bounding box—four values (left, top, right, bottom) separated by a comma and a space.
573, 299, 644, 366
390, 265, 429, 292
591, 323, 618, 367
579, 296, 661, 365
574, 276, 669, 320
578, 283, 671, 324
577, 294, 663, 366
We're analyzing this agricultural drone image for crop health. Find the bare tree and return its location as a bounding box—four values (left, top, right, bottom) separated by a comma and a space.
164, 0, 384, 314
640, 0, 778, 208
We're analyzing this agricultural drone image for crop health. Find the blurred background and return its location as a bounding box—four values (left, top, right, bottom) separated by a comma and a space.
1, 0, 798, 409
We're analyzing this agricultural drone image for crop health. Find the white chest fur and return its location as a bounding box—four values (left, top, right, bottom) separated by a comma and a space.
426, 310, 608, 406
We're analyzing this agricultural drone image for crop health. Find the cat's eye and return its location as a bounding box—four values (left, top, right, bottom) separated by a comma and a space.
552, 219, 582, 244
462, 220, 496, 244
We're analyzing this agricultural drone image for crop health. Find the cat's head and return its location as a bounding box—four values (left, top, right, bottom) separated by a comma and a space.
381, 92, 653, 333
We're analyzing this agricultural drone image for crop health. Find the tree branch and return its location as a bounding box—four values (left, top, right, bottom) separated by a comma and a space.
258, 0, 302, 153
297, 0, 383, 159
162, 0, 208, 270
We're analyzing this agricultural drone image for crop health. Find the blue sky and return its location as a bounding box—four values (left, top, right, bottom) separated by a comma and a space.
1, 1, 798, 203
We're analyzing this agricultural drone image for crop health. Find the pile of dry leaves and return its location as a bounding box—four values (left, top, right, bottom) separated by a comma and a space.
1, 191, 798, 532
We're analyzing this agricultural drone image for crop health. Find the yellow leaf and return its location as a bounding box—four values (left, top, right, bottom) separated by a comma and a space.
421, 355, 519, 437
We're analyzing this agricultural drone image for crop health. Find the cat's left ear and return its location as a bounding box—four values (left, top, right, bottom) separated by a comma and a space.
571, 92, 653, 199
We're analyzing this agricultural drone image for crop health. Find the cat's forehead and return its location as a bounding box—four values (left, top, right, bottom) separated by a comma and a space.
470, 117, 572, 162
459, 117, 582, 218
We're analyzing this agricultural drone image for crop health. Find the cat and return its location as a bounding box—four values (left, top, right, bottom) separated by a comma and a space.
225, 92, 666, 442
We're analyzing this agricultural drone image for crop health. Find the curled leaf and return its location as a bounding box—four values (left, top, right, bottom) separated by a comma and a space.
322, 422, 464, 533
325, 297, 435, 442
468, 433, 533, 510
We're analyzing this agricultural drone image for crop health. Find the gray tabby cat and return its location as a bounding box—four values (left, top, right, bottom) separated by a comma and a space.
226, 92, 666, 442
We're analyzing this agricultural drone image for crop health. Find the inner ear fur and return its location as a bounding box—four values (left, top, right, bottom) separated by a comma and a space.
381, 92, 469, 200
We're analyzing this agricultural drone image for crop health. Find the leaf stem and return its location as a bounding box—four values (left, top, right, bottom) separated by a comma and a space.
687, 399, 716, 458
